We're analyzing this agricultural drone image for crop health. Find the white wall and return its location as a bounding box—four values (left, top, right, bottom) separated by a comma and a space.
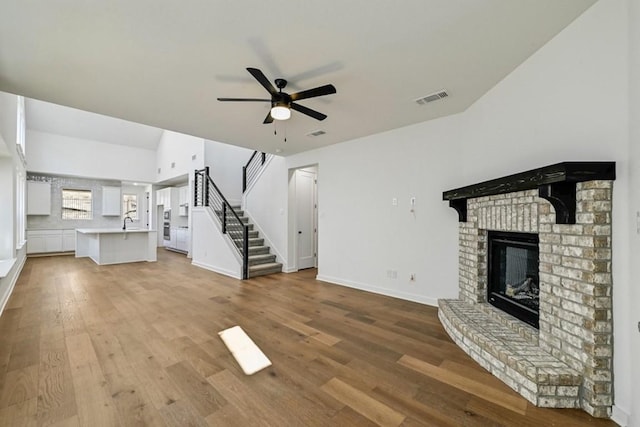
156, 130, 204, 183
190, 207, 241, 279
287, 114, 465, 305
203, 139, 254, 205
627, 0, 640, 425
0, 92, 26, 316
0, 157, 14, 259
244, 155, 289, 269
0, 92, 17, 157
27, 130, 157, 182
279, 0, 635, 422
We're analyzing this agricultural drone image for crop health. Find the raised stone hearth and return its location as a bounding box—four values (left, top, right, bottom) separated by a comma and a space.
440, 162, 615, 418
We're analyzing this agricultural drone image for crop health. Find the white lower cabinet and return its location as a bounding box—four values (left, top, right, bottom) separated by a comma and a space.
27, 229, 76, 254
63, 230, 76, 252
166, 228, 189, 253
176, 228, 189, 252
27, 234, 46, 253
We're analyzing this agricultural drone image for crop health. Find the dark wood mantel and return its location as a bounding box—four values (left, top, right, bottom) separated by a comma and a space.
442, 162, 616, 224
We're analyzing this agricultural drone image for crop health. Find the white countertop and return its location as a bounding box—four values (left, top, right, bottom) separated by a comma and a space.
76, 228, 153, 234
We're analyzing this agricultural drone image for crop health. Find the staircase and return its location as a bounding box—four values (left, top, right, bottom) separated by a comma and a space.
216, 206, 282, 278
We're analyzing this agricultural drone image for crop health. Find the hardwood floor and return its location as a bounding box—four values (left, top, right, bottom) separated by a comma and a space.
0, 250, 618, 426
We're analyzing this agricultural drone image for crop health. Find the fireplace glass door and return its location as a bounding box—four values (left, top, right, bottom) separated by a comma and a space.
487, 231, 539, 328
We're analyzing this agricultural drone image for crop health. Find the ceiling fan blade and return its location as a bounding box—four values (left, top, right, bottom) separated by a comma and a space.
263, 111, 274, 124
291, 103, 327, 121
217, 98, 271, 102
247, 67, 278, 95
289, 84, 336, 102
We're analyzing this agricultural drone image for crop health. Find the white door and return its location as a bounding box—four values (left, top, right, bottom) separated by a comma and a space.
295, 169, 317, 270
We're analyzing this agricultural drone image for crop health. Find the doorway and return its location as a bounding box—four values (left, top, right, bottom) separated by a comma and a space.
292, 167, 318, 270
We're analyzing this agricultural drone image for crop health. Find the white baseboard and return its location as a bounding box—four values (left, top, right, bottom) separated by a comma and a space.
315, 274, 439, 307
612, 405, 630, 427
0, 255, 26, 317
191, 260, 241, 280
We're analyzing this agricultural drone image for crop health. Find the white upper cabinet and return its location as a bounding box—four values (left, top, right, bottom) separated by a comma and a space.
178, 186, 189, 216
156, 187, 171, 209
102, 186, 121, 216
27, 181, 51, 215
178, 186, 189, 206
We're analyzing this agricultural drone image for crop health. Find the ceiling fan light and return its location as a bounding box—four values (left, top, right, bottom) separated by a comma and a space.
271, 105, 291, 120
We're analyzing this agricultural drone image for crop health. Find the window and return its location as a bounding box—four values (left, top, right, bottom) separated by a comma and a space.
122, 194, 138, 220
62, 189, 92, 220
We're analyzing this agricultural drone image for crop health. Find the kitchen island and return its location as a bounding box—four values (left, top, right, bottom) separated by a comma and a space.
76, 228, 157, 265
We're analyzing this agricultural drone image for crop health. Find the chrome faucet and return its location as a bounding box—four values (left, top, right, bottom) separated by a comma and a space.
123, 216, 134, 230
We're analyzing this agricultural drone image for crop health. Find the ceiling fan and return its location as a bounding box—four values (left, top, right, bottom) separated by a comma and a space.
217, 67, 337, 124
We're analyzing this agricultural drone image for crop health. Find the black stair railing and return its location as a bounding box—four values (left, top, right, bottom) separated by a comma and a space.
242, 151, 269, 193
195, 167, 249, 279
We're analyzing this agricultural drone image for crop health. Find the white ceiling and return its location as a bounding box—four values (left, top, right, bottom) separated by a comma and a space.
26, 99, 164, 150
0, 0, 596, 155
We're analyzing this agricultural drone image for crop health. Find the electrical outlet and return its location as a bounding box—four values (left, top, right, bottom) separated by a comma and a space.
410, 197, 416, 206
392, 198, 398, 206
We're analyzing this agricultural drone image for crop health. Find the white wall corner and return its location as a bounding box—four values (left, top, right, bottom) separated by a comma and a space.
190, 207, 242, 279
190, 260, 241, 280
0, 248, 26, 316
611, 405, 630, 427
315, 274, 440, 307
242, 154, 275, 202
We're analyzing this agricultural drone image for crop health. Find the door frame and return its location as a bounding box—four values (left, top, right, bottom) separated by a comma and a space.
287, 165, 318, 272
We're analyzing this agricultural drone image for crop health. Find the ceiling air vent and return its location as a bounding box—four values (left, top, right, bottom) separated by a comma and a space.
415, 90, 449, 105
306, 130, 326, 137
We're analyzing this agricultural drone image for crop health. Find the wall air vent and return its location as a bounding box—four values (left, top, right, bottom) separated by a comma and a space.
306, 130, 326, 137
415, 90, 449, 105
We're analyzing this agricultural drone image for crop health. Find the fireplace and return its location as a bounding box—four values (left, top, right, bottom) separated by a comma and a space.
441, 162, 616, 417
487, 231, 539, 328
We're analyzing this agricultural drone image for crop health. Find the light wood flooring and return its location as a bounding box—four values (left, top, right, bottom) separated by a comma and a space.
0, 250, 618, 426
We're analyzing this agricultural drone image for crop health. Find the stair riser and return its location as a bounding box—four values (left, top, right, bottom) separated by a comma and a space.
249, 267, 283, 278
214, 209, 244, 216
248, 256, 276, 266
219, 216, 249, 224
248, 247, 270, 255
234, 239, 264, 247
225, 224, 254, 231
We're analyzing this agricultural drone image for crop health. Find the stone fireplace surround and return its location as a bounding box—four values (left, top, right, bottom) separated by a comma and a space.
439, 162, 615, 418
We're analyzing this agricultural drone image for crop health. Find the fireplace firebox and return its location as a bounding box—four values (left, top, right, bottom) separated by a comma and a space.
487, 231, 539, 328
